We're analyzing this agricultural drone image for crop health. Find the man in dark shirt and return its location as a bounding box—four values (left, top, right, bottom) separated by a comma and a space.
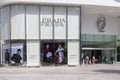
110, 56, 115, 64
5, 49, 10, 64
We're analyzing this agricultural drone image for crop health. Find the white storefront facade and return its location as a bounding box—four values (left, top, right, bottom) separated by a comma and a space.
0, 0, 120, 66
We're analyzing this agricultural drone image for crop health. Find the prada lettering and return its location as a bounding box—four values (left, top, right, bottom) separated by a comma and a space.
41, 18, 66, 27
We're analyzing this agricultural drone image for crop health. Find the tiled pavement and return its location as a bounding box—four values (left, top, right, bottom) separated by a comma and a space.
0, 64, 120, 80
0, 64, 120, 73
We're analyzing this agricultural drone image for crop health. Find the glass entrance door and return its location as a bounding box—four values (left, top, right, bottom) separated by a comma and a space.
82, 48, 116, 64
91, 50, 102, 63
117, 46, 120, 61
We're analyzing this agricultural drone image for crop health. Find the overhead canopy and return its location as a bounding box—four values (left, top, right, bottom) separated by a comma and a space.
82, 47, 116, 50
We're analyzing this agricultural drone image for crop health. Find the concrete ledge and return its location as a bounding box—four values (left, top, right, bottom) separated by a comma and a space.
67, 65, 78, 67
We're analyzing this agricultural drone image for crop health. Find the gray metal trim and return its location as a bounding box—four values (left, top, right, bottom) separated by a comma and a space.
53, 6, 55, 54
9, 5, 12, 65
66, 7, 68, 40
39, 6, 41, 66
39, 6, 41, 40
53, 6, 55, 40
79, 6, 82, 66
25, 5, 27, 40
66, 7, 68, 65
9, 6, 11, 40
0, 9, 1, 64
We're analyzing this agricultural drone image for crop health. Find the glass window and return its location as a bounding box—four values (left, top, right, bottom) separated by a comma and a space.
54, 7, 66, 39
26, 6, 39, 39
40, 6, 53, 39
86, 34, 94, 42
2, 43, 10, 65
11, 5, 25, 39
1, 7, 10, 40
95, 35, 103, 42
68, 7, 80, 39
104, 35, 112, 42
81, 34, 86, 42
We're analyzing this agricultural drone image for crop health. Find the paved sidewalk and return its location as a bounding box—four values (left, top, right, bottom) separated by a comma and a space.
0, 64, 120, 73
0, 64, 120, 80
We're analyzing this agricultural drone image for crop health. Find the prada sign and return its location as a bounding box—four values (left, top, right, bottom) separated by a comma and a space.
41, 18, 66, 27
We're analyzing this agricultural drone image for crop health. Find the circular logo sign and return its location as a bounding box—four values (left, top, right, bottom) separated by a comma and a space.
96, 17, 106, 32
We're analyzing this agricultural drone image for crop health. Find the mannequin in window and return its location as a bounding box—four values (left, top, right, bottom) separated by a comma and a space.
11, 49, 22, 66
45, 44, 52, 63
55, 44, 64, 64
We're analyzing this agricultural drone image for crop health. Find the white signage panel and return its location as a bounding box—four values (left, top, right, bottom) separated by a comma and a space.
68, 41, 79, 65
27, 41, 40, 66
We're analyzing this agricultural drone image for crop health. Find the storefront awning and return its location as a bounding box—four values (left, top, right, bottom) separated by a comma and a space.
82, 47, 116, 50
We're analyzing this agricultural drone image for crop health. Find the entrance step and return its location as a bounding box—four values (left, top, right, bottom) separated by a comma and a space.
116, 62, 120, 64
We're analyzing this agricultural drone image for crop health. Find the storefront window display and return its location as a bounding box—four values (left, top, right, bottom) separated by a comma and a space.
11, 43, 23, 65
2, 43, 10, 65
41, 41, 67, 65
0, 5, 80, 66
2, 41, 26, 66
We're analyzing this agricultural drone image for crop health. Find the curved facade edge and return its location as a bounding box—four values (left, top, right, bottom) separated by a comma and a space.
0, 0, 82, 7
1, 0, 120, 8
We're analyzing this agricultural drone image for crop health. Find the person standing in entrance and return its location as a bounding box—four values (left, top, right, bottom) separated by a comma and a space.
110, 55, 115, 64
5, 49, 10, 64
85, 56, 89, 65
92, 56, 96, 64
56, 44, 64, 64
